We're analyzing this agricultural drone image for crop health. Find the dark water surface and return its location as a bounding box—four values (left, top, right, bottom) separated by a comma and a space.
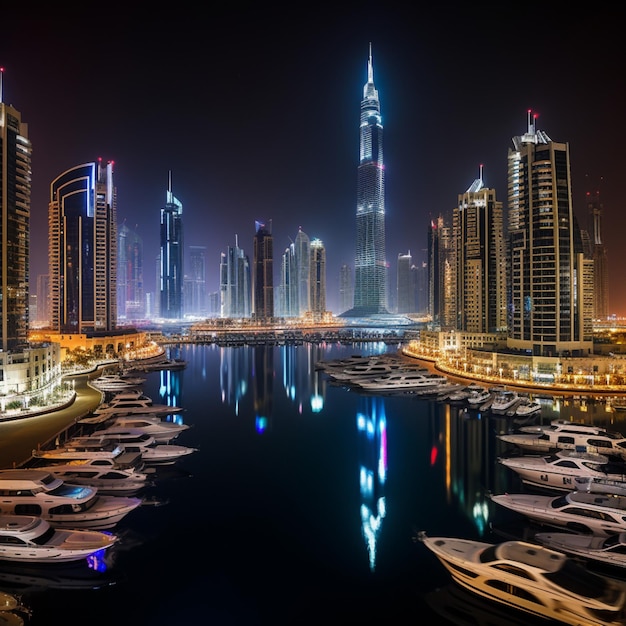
1, 342, 621, 625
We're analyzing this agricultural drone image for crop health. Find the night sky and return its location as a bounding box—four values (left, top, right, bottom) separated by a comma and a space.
2, 6, 624, 316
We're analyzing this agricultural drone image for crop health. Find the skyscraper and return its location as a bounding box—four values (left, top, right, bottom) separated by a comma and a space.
220, 236, 251, 319
587, 190, 609, 320
309, 238, 326, 316
159, 173, 184, 320
252, 220, 273, 322
507, 111, 592, 355
294, 227, 311, 316
49, 159, 117, 334
343, 44, 387, 317
0, 79, 31, 349
187, 245, 207, 317
117, 223, 144, 321
453, 168, 506, 333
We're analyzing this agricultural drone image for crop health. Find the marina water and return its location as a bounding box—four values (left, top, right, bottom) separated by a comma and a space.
1, 341, 619, 625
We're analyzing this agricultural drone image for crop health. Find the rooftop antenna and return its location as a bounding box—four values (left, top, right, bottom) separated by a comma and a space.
479, 163, 484, 184
0, 67, 3, 103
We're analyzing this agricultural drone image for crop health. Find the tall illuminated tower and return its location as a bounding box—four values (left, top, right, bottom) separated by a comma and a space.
343, 44, 387, 316
252, 220, 273, 322
49, 159, 117, 333
159, 172, 184, 320
0, 69, 31, 349
507, 111, 592, 355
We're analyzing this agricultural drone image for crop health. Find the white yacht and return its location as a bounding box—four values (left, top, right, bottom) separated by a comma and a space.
356, 371, 447, 391
89, 416, 190, 443
534, 531, 626, 571
490, 389, 520, 414
92, 393, 183, 418
465, 387, 491, 408
44, 461, 150, 495
0, 469, 142, 530
491, 490, 626, 536
418, 531, 626, 625
498, 419, 626, 459
498, 449, 626, 492
0, 514, 118, 563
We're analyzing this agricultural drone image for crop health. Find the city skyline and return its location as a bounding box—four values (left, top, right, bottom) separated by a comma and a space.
1, 8, 623, 317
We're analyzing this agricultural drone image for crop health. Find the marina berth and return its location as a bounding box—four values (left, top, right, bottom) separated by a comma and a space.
417, 531, 626, 626
0, 514, 118, 563
0, 469, 142, 530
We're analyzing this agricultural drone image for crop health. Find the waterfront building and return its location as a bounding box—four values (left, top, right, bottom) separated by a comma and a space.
117, 223, 144, 321
159, 172, 184, 320
49, 159, 117, 334
295, 227, 311, 317
507, 112, 592, 355
186, 245, 207, 318
396, 252, 414, 315
252, 220, 274, 322
0, 82, 31, 350
339, 263, 353, 315
0, 72, 64, 399
219, 235, 251, 319
309, 238, 326, 317
453, 167, 506, 333
277, 243, 296, 318
587, 190, 609, 320
343, 44, 388, 316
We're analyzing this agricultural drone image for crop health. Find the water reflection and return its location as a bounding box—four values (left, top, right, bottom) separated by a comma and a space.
357, 396, 387, 571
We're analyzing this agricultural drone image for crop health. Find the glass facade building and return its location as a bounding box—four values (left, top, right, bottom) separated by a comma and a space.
0, 92, 31, 349
343, 45, 387, 316
159, 174, 184, 320
48, 159, 117, 334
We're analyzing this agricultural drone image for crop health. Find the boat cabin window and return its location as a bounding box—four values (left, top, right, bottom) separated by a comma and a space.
0, 536, 28, 546
485, 580, 543, 604
14, 504, 42, 516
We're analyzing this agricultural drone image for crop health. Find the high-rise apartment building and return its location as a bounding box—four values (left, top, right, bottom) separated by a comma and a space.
49, 159, 117, 334
117, 223, 144, 321
396, 252, 413, 314
453, 170, 506, 333
252, 221, 273, 322
507, 112, 592, 355
277, 243, 296, 318
220, 236, 251, 319
0, 84, 31, 349
159, 173, 184, 320
587, 190, 609, 320
309, 238, 326, 316
343, 44, 387, 316
294, 227, 311, 316
187, 245, 207, 317
339, 263, 353, 315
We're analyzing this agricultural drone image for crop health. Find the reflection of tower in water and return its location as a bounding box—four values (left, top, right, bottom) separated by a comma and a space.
357, 396, 387, 571
253, 346, 273, 433
219, 346, 250, 415
157, 369, 184, 425
281, 344, 326, 414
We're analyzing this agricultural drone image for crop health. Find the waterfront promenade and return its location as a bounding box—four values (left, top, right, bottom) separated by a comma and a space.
0, 373, 101, 469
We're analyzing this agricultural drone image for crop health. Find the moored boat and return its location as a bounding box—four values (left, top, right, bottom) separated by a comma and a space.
0, 514, 117, 563
0, 469, 142, 530
490, 490, 626, 536
417, 531, 626, 625
534, 531, 626, 571
498, 449, 626, 492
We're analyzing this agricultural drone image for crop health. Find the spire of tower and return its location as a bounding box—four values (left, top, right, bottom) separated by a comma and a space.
0, 67, 4, 103
479, 163, 484, 184
368, 42, 374, 84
